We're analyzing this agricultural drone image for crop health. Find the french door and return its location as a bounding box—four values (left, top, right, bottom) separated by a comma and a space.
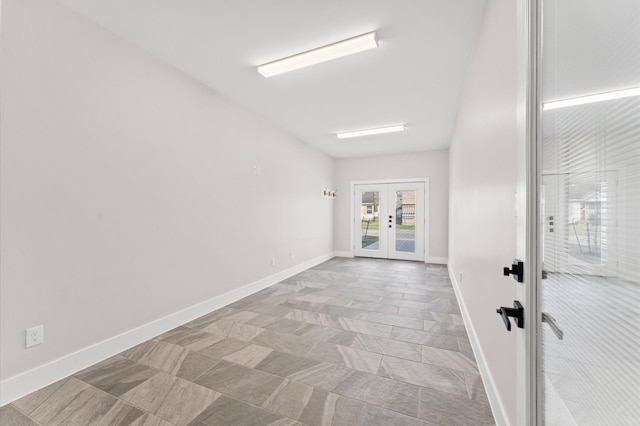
353, 182, 425, 261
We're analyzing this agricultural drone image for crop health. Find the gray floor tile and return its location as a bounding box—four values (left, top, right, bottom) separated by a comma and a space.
0, 405, 39, 426
297, 390, 341, 426
262, 317, 320, 335
174, 350, 220, 381
29, 377, 121, 426
423, 298, 461, 314
120, 372, 219, 425
262, 379, 318, 419
121, 340, 190, 373
222, 343, 274, 367
318, 304, 370, 320
236, 301, 296, 318
128, 412, 174, 426
5, 258, 494, 426
183, 307, 238, 329
254, 350, 324, 378
227, 321, 265, 341
423, 320, 468, 337
200, 319, 235, 337
337, 317, 393, 337
196, 336, 251, 359
378, 356, 468, 397
363, 404, 437, 426
299, 325, 358, 346
331, 369, 395, 406
465, 372, 490, 402
350, 333, 422, 362
382, 381, 421, 418
12, 378, 69, 416
285, 308, 342, 327
390, 327, 460, 351
188, 394, 292, 425
367, 312, 425, 330
194, 360, 284, 406
398, 307, 436, 320
330, 395, 369, 426
251, 328, 316, 356
418, 386, 494, 425
306, 342, 382, 374
156, 326, 225, 350
74, 355, 158, 397
95, 400, 147, 425
420, 346, 478, 374
287, 363, 351, 391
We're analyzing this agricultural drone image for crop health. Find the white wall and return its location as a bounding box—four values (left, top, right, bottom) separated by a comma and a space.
333, 150, 449, 260
0, 0, 334, 382
448, 0, 519, 424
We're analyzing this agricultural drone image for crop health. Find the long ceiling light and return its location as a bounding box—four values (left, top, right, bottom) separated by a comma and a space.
257, 31, 378, 78
543, 87, 640, 111
337, 125, 405, 139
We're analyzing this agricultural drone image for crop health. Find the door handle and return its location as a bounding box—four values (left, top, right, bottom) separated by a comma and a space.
496, 301, 524, 331
542, 312, 564, 340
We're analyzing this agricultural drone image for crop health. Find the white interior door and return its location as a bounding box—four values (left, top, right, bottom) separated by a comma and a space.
354, 182, 425, 261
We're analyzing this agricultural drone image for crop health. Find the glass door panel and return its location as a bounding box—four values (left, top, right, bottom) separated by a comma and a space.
394, 190, 416, 252
388, 183, 425, 261
361, 191, 380, 250
539, 0, 640, 424
354, 185, 388, 259
354, 182, 425, 261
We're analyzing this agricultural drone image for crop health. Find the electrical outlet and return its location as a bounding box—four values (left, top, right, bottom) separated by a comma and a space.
271, 258, 276, 267
26, 325, 44, 348
290, 251, 294, 260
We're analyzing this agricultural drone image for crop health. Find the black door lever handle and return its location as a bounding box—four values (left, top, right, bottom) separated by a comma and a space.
496, 301, 524, 331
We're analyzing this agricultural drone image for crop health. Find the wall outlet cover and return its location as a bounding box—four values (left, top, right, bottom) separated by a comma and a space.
26, 325, 44, 348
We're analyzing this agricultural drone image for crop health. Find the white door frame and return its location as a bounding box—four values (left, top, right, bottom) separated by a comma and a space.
349, 178, 430, 262
519, 0, 541, 424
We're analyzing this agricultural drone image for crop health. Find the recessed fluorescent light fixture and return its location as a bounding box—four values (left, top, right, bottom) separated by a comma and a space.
257, 31, 378, 78
337, 125, 405, 139
543, 87, 640, 111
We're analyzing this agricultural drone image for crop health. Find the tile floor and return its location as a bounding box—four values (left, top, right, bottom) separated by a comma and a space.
0, 257, 495, 426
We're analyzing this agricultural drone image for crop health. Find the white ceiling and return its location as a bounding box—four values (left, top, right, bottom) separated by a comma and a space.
55, 0, 486, 158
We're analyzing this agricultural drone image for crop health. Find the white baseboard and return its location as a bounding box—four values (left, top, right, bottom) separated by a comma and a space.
0, 252, 335, 407
333, 250, 353, 258
448, 264, 510, 426
426, 256, 448, 264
